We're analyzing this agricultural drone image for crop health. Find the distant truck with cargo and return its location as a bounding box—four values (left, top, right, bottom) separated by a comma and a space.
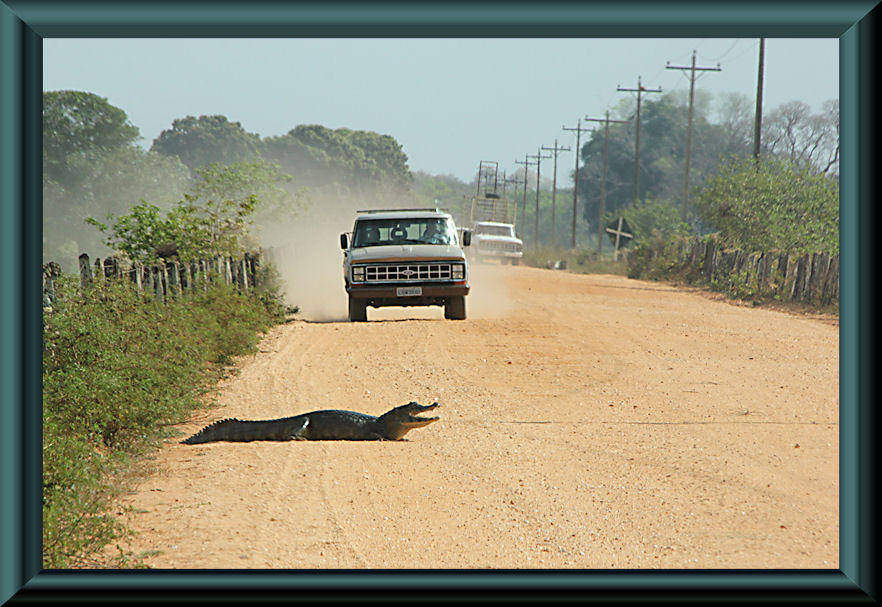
465, 161, 523, 265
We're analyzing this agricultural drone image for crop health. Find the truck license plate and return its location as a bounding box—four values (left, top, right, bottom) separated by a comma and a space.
396, 286, 422, 296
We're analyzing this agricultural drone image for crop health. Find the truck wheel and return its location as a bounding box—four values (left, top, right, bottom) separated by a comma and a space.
512, 258, 520, 266
348, 295, 367, 322
444, 296, 467, 320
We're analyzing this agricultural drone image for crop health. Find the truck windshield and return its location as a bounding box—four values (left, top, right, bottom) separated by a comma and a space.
476, 225, 513, 237
352, 218, 456, 247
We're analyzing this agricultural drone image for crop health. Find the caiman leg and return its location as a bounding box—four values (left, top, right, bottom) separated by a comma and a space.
289, 418, 310, 441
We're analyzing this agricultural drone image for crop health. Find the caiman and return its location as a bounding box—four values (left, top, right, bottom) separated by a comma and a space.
180, 401, 440, 445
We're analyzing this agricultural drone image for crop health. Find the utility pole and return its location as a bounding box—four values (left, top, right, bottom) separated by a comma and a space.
514, 155, 537, 237
540, 139, 571, 248
502, 172, 519, 198
666, 50, 721, 221
562, 118, 593, 249
753, 38, 765, 164
585, 111, 631, 254
531, 148, 552, 247
617, 76, 662, 206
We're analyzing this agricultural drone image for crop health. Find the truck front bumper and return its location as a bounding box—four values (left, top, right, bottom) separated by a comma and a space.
347, 281, 470, 307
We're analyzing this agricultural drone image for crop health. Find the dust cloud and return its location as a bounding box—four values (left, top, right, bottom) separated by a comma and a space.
259, 208, 353, 322
465, 260, 515, 319
257, 191, 514, 322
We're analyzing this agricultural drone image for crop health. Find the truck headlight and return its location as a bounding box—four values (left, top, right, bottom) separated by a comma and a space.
452, 264, 465, 280
352, 266, 365, 282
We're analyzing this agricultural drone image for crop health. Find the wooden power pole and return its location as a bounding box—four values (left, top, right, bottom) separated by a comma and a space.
541, 139, 571, 248
528, 149, 551, 247
585, 111, 631, 254
562, 118, 593, 249
666, 50, 722, 221
753, 38, 766, 164
617, 76, 662, 205
514, 154, 537, 237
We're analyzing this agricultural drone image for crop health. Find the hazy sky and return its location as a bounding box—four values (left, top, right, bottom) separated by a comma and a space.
44, 38, 838, 182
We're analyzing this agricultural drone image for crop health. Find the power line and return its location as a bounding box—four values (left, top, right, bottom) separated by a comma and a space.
562, 118, 594, 249
705, 39, 740, 62
514, 154, 537, 236
528, 148, 552, 247
665, 50, 722, 220
540, 139, 571, 248
617, 76, 663, 205
585, 112, 631, 254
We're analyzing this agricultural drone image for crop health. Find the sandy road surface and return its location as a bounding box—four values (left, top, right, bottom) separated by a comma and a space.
114, 265, 838, 569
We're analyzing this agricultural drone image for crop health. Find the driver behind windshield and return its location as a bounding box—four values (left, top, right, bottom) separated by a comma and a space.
420, 218, 451, 244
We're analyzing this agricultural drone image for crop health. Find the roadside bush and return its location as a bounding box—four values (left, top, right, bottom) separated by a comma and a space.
693, 156, 839, 255
42, 275, 282, 567
520, 245, 629, 275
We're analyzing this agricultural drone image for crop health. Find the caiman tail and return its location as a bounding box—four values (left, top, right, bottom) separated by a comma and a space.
180, 416, 308, 444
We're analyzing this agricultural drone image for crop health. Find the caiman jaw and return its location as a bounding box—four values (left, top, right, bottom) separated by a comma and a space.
407, 402, 440, 425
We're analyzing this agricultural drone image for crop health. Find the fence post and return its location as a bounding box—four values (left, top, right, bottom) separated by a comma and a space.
702, 241, 716, 283
166, 261, 181, 299
93, 257, 103, 286
132, 262, 143, 295
756, 252, 767, 295
244, 252, 253, 289
224, 256, 233, 285
182, 261, 192, 295
239, 257, 249, 290
78, 253, 92, 289
103, 257, 120, 282
152, 265, 164, 301
230, 256, 240, 289
200, 259, 208, 291
42, 262, 62, 310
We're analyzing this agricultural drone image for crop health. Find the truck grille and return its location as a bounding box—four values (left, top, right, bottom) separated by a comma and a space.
364, 263, 453, 282
480, 241, 521, 252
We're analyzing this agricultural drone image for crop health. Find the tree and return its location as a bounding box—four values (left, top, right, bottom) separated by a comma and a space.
715, 92, 754, 158
44, 143, 189, 265
692, 156, 838, 254
762, 100, 839, 175
43, 90, 141, 185
261, 124, 413, 198
151, 115, 262, 170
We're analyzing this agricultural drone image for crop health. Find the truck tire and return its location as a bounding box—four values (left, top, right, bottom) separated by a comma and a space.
444, 296, 467, 320
512, 258, 520, 266
348, 295, 367, 322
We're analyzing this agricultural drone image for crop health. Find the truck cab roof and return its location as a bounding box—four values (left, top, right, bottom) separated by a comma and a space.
354, 209, 452, 222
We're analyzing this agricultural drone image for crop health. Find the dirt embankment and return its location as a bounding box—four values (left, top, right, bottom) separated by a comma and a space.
113, 264, 838, 569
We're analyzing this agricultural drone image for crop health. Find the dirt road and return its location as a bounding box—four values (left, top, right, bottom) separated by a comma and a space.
115, 264, 839, 569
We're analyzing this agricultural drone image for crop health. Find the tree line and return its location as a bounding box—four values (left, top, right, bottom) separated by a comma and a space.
576, 90, 839, 254
414, 90, 839, 256
43, 90, 414, 266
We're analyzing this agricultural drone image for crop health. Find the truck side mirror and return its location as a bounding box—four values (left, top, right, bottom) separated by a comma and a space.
340, 233, 349, 250
462, 230, 471, 247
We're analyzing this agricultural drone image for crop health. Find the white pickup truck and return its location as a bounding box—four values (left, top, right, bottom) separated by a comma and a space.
340, 208, 471, 321
472, 221, 523, 265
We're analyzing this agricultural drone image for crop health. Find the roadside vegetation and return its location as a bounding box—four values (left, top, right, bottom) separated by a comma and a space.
42, 274, 286, 568
520, 246, 628, 276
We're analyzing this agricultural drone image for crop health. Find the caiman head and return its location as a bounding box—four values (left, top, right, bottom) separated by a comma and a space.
378, 401, 440, 440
